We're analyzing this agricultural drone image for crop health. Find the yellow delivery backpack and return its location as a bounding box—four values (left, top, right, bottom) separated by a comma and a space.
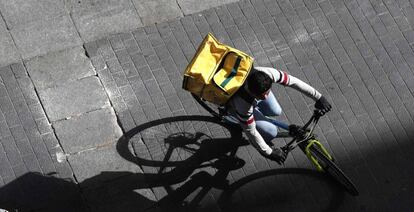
182, 33, 254, 106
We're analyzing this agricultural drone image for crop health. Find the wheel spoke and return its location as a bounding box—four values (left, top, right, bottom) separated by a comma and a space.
121, 116, 240, 175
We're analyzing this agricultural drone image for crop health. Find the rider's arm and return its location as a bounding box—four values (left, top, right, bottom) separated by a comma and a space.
229, 97, 273, 157
240, 114, 273, 156
255, 67, 322, 101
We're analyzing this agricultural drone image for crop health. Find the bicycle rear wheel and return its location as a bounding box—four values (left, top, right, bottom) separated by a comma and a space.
308, 145, 359, 196
192, 94, 223, 119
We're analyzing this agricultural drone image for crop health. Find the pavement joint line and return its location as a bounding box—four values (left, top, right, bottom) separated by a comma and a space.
176, 0, 185, 17
3, 22, 23, 63
0, 6, 9, 30
50, 104, 112, 124
89, 51, 128, 134
67, 8, 85, 44
76, 74, 99, 81
50, 111, 80, 184
64, 140, 117, 157
82, 43, 93, 59
130, 0, 144, 27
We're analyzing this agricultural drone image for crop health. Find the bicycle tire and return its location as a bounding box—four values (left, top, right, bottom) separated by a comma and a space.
117, 115, 242, 171
308, 145, 359, 196
192, 94, 222, 119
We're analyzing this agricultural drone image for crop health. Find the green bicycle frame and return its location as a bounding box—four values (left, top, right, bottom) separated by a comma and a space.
305, 139, 333, 172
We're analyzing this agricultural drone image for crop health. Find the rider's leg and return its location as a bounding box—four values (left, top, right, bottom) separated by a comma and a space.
253, 108, 278, 145
254, 91, 283, 144
256, 91, 282, 117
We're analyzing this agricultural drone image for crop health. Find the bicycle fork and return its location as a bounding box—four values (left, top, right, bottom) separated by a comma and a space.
303, 139, 333, 172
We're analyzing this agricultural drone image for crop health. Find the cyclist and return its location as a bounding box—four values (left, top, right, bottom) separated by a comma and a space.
226, 66, 332, 164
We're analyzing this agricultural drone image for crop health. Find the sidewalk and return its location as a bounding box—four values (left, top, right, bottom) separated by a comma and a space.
1, 0, 414, 211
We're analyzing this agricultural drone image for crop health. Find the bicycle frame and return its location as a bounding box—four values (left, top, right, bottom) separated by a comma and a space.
223, 110, 332, 171
278, 111, 333, 171
281, 111, 320, 153
222, 110, 320, 151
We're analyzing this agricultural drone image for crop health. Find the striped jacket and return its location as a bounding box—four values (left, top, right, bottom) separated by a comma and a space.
227, 66, 322, 156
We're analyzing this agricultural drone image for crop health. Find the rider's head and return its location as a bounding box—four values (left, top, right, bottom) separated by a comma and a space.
247, 68, 272, 100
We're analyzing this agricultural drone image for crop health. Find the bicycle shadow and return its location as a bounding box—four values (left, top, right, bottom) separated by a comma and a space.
115, 115, 349, 211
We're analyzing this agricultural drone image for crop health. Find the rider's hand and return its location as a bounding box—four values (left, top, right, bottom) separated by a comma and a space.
288, 124, 303, 136
315, 96, 332, 115
268, 147, 287, 165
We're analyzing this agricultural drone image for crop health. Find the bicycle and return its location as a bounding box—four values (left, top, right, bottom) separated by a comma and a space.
192, 94, 359, 196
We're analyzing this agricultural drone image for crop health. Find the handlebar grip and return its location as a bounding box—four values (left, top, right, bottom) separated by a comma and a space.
314, 109, 323, 117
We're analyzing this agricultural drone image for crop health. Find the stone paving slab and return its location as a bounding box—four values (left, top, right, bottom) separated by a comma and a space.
25, 46, 95, 90
54, 107, 122, 154
68, 0, 143, 43
67, 142, 143, 188
178, 0, 239, 15
0, 18, 20, 67
132, 0, 183, 25
0, 0, 66, 29
38, 76, 109, 122
10, 14, 82, 60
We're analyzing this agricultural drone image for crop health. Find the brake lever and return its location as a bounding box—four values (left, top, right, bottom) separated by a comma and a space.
314, 109, 324, 119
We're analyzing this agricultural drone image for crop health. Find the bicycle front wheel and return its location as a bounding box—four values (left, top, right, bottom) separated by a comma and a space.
308, 145, 359, 196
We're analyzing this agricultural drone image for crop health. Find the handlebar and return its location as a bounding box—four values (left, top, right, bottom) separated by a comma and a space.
301, 110, 321, 131
281, 110, 323, 153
